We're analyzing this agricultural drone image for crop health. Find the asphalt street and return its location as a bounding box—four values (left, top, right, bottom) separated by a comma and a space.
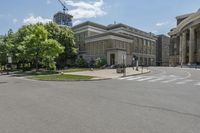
0, 67, 200, 133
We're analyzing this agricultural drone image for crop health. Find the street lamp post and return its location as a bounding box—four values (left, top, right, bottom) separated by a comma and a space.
133, 55, 139, 71
122, 54, 126, 77
132, 57, 135, 70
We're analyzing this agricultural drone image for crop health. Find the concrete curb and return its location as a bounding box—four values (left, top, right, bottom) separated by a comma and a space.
25, 70, 151, 82
26, 77, 112, 82
119, 70, 151, 78
11, 69, 151, 82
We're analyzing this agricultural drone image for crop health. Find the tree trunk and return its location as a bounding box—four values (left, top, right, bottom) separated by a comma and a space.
36, 57, 39, 71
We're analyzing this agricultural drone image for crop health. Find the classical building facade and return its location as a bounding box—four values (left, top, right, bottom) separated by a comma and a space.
169, 9, 200, 66
72, 21, 157, 66
156, 35, 170, 66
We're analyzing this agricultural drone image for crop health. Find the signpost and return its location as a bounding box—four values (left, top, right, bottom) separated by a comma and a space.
6, 54, 12, 75
8, 57, 12, 64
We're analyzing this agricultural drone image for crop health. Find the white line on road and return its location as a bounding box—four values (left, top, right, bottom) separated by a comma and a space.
162, 78, 181, 83
176, 80, 193, 85
119, 76, 135, 80
195, 82, 200, 86
136, 77, 155, 81
148, 77, 166, 82
127, 77, 143, 81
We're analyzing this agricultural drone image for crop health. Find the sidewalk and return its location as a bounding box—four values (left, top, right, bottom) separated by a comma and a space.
65, 67, 150, 79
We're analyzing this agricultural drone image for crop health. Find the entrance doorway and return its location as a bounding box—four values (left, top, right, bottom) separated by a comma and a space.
110, 54, 115, 65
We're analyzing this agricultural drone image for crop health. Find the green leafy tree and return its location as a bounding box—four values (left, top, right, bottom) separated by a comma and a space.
0, 33, 13, 70
1, 23, 76, 71
22, 24, 64, 70
0, 36, 8, 66
45, 22, 78, 68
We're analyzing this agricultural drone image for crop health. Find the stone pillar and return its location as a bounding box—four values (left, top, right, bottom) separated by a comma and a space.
189, 27, 195, 65
179, 35, 183, 64
182, 32, 187, 64
197, 29, 200, 63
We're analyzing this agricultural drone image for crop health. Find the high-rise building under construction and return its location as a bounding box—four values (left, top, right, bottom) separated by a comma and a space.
54, 0, 73, 27
53, 12, 73, 27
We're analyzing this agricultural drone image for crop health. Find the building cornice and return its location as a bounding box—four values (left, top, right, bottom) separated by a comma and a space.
169, 9, 200, 36
85, 32, 133, 43
72, 21, 107, 30
73, 21, 157, 40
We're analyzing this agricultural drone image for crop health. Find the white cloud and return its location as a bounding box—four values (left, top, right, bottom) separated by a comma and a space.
156, 22, 168, 27
23, 16, 52, 24
64, 0, 106, 19
73, 20, 82, 25
13, 18, 18, 24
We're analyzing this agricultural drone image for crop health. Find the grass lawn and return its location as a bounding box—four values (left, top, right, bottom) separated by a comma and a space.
29, 74, 94, 81
60, 68, 92, 73
15, 70, 58, 75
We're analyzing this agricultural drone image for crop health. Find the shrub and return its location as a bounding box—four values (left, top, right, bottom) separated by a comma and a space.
75, 57, 88, 68
95, 58, 107, 68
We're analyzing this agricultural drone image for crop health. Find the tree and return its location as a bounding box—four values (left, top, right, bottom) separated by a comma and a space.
1, 23, 76, 71
0, 36, 8, 66
22, 24, 64, 70
14, 25, 39, 69
0, 34, 13, 71
45, 23, 78, 68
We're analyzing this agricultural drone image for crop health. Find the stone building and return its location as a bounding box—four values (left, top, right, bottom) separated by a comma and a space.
72, 21, 157, 66
156, 35, 170, 66
169, 9, 200, 66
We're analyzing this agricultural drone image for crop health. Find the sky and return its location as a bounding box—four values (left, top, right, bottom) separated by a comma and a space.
0, 0, 200, 35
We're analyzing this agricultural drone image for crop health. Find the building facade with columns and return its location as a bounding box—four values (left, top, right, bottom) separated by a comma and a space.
72, 21, 157, 66
169, 9, 200, 66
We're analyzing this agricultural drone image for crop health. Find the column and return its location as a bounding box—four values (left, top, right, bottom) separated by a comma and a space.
189, 27, 195, 65
182, 32, 187, 64
179, 35, 183, 64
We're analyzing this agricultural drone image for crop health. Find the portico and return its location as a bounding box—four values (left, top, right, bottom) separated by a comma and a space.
169, 9, 200, 66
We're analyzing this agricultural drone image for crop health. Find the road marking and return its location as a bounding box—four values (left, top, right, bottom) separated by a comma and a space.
176, 80, 193, 85
148, 77, 166, 82
127, 77, 143, 81
162, 78, 181, 83
169, 75, 177, 77
136, 77, 155, 81
119, 76, 135, 80
195, 82, 200, 86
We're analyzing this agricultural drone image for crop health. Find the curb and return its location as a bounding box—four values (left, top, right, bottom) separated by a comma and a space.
119, 70, 151, 78
26, 77, 112, 82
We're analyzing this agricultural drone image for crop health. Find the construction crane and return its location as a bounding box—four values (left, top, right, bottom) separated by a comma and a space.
58, 0, 68, 13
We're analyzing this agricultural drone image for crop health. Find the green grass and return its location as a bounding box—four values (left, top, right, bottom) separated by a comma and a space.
60, 68, 92, 73
14, 70, 58, 76
29, 74, 94, 81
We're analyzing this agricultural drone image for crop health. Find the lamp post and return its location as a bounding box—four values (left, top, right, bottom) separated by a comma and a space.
122, 54, 126, 77
132, 57, 135, 70
133, 55, 139, 71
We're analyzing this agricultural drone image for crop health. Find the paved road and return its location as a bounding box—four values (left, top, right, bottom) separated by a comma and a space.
0, 67, 200, 133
